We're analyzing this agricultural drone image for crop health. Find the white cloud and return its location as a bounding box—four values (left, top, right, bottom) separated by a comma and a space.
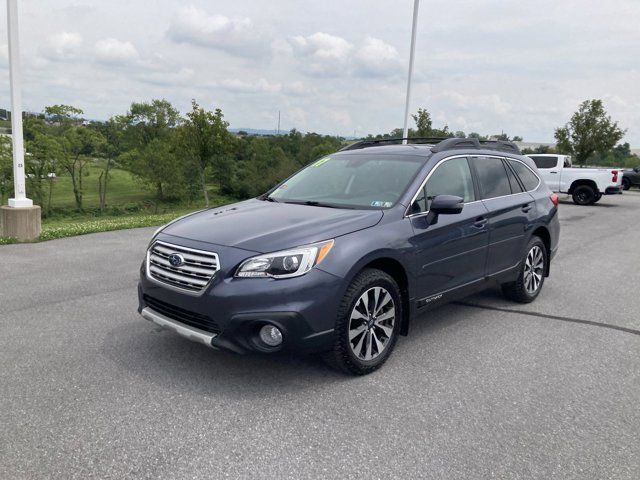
94, 38, 139, 64
289, 32, 353, 61
9, 0, 639, 144
216, 78, 281, 94
289, 33, 401, 78
138, 68, 195, 87
167, 5, 268, 58
442, 91, 512, 116
288, 32, 352, 76
41, 32, 83, 60
353, 36, 402, 77
0, 43, 7, 64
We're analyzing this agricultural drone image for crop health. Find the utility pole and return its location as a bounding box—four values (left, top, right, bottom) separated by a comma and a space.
277, 110, 280, 135
1, 0, 41, 240
402, 0, 420, 144
6, 0, 30, 207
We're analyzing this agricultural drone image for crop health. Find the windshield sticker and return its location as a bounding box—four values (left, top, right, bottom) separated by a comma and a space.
371, 201, 393, 208
313, 156, 331, 167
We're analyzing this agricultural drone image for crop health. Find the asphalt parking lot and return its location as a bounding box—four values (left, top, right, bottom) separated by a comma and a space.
1, 192, 639, 479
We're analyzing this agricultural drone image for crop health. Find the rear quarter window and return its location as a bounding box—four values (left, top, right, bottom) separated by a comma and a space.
508, 159, 540, 191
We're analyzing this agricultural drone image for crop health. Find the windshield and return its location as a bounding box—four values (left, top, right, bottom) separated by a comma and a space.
267, 153, 425, 209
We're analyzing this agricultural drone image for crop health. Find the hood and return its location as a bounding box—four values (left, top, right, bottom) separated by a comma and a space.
162, 199, 383, 253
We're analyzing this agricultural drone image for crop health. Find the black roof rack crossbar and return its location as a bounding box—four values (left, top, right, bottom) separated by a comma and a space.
339, 137, 448, 151
341, 137, 521, 155
431, 138, 521, 154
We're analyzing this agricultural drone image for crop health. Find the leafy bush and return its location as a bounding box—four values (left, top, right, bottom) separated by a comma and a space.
0, 236, 18, 245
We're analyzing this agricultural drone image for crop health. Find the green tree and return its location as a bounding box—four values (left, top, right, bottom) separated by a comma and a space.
178, 100, 232, 206
58, 126, 106, 210
123, 99, 183, 199
126, 99, 180, 147
412, 108, 432, 137
25, 134, 63, 214
411, 108, 453, 138
555, 99, 626, 166
91, 117, 127, 212
468, 132, 487, 140
0, 136, 13, 205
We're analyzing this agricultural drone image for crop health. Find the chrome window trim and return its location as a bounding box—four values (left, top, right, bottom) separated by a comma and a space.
504, 157, 542, 192
404, 154, 476, 218
405, 155, 542, 218
145, 240, 220, 296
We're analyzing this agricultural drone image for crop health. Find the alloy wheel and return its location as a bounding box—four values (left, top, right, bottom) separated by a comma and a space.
348, 286, 395, 361
523, 245, 544, 294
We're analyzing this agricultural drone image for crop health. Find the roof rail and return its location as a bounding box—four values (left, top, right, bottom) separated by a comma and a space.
431, 138, 521, 154
339, 137, 448, 151
340, 137, 521, 155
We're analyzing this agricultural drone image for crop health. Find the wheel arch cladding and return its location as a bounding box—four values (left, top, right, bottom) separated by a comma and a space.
360, 257, 411, 336
531, 226, 551, 276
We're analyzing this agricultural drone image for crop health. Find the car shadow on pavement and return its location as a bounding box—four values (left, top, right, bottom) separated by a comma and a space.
102, 303, 472, 399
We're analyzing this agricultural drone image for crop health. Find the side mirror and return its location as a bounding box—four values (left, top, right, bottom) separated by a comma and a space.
426, 195, 464, 225
635, 167, 640, 173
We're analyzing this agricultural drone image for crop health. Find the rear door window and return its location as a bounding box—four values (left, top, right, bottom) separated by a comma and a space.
507, 159, 540, 191
472, 156, 512, 199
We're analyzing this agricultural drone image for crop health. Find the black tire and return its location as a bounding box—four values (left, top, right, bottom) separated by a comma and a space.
324, 268, 402, 375
572, 185, 596, 205
622, 178, 631, 191
501, 236, 547, 304
593, 193, 602, 203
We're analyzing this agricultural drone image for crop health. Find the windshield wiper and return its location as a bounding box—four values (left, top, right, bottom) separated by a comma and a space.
283, 200, 353, 209
262, 196, 279, 202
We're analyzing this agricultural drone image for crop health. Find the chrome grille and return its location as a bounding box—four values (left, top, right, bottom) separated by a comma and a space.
147, 240, 220, 293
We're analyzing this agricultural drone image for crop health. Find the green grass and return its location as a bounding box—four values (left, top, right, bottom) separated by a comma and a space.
38, 210, 196, 241
47, 164, 155, 209
0, 164, 238, 243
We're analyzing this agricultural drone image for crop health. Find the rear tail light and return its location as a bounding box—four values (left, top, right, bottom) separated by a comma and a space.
612, 170, 618, 182
550, 193, 559, 206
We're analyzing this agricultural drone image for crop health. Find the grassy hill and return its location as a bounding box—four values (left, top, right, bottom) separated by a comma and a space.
0, 165, 237, 243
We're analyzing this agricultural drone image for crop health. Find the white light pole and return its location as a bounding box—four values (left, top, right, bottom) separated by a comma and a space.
6, 0, 31, 207
402, 0, 419, 144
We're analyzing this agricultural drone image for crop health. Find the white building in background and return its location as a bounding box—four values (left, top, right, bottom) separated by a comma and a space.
514, 141, 556, 152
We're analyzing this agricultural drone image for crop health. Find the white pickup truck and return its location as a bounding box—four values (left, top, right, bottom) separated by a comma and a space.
527, 154, 623, 205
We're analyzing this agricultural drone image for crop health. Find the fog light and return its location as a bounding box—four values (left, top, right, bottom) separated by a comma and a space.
259, 325, 283, 347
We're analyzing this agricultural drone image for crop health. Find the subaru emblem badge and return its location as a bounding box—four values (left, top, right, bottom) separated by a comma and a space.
168, 253, 185, 267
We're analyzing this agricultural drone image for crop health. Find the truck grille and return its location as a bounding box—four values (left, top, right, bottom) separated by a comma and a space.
147, 240, 220, 293
143, 295, 221, 334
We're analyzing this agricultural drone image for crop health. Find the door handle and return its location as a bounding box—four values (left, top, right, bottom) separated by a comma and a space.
472, 217, 487, 228
521, 204, 533, 213
550, 171, 558, 174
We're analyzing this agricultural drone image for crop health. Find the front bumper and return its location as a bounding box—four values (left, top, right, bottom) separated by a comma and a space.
141, 306, 218, 347
138, 236, 343, 354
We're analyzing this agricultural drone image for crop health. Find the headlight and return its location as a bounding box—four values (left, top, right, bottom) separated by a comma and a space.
236, 240, 334, 279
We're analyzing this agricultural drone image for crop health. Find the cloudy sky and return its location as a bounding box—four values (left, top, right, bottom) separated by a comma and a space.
0, 0, 638, 143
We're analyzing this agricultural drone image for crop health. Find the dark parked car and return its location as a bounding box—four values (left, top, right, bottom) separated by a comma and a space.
138, 138, 560, 375
622, 167, 640, 190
